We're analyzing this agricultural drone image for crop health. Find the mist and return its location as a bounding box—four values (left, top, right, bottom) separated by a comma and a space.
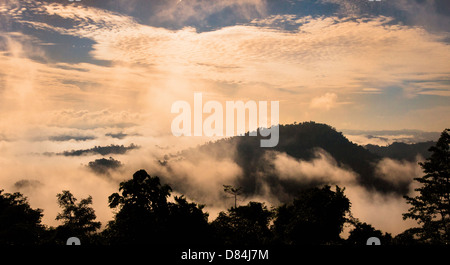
0, 119, 429, 239
140, 143, 424, 236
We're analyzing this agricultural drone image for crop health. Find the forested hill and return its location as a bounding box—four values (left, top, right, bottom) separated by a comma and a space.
365, 141, 435, 161
174, 122, 420, 198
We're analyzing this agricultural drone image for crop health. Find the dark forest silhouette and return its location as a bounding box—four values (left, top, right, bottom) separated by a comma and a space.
0, 128, 448, 245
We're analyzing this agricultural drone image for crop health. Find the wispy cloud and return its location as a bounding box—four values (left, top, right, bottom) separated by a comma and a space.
2, 3, 449, 109
152, 0, 267, 28
310, 93, 338, 110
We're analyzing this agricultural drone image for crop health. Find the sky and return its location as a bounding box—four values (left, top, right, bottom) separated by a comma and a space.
0, 0, 449, 236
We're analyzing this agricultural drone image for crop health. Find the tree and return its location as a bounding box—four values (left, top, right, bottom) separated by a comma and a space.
393, 228, 422, 245
0, 190, 44, 245
211, 202, 273, 245
54, 190, 101, 244
223, 185, 242, 208
346, 220, 392, 245
104, 169, 210, 244
105, 170, 172, 244
273, 185, 350, 245
167, 195, 210, 244
403, 128, 450, 244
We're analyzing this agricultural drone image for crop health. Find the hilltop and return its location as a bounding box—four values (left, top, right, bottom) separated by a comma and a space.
162, 122, 432, 201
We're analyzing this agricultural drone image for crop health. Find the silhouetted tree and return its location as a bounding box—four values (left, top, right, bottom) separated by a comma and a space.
393, 227, 423, 245
273, 185, 350, 245
223, 185, 242, 208
104, 169, 209, 244
346, 220, 392, 245
403, 128, 450, 244
53, 190, 101, 244
105, 170, 171, 244
211, 202, 273, 245
167, 195, 210, 244
0, 190, 44, 245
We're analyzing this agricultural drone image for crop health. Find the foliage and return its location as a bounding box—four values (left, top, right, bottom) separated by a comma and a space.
53, 190, 101, 244
167, 195, 210, 244
365, 141, 435, 161
223, 185, 242, 208
403, 129, 450, 244
104, 169, 209, 245
273, 185, 350, 245
0, 190, 44, 245
346, 220, 392, 245
186, 122, 403, 197
211, 202, 273, 245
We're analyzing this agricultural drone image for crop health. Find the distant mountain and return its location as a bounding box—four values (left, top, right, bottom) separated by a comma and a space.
365, 142, 435, 161
342, 129, 440, 145
167, 122, 415, 201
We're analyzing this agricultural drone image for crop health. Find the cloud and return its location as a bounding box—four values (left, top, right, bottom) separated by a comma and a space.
343, 129, 441, 146
309, 93, 338, 111
266, 149, 422, 235
0, 121, 424, 235
46, 110, 142, 130
343, 184, 418, 236
156, 148, 242, 209
0, 1, 449, 132
270, 149, 357, 185
391, 0, 450, 33
0, 153, 119, 227
341, 156, 424, 234
152, 0, 267, 28
7, 3, 449, 89
360, 88, 382, 94
374, 157, 423, 188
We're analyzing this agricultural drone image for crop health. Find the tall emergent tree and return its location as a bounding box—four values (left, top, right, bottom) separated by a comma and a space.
403, 128, 450, 244
54, 190, 101, 244
105, 170, 172, 244
105, 169, 209, 244
223, 185, 242, 208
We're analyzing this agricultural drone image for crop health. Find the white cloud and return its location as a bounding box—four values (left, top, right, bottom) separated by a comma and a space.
1, 3, 448, 113
270, 149, 357, 185
310, 93, 338, 110
375, 157, 423, 187
153, 0, 267, 26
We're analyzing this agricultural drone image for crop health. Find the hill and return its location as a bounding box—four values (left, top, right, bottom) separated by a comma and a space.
365, 141, 435, 161
167, 122, 416, 201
